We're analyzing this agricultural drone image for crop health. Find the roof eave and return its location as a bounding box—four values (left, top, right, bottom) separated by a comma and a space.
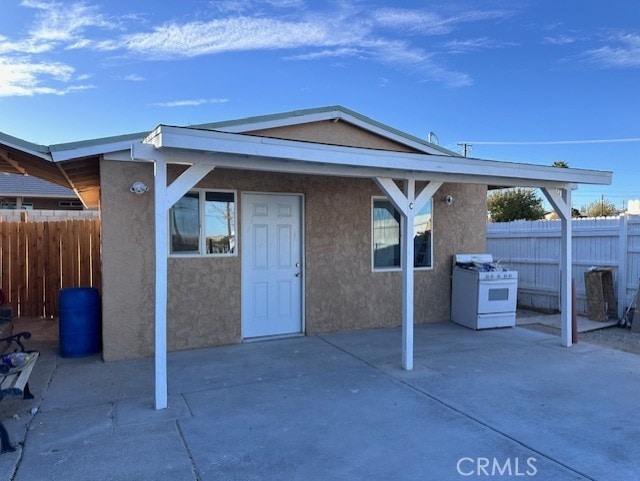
0, 132, 51, 160
137, 125, 612, 187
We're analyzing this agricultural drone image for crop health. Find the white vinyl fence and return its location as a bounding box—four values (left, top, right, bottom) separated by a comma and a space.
487, 214, 640, 320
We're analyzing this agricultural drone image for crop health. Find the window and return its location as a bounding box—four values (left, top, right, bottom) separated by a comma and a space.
372, 198, 432, 270
170, 190, 236, 256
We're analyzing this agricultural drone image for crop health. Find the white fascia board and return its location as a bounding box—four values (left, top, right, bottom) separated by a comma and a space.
152, 126, 612, 186
141, 148, 568, 188
51, 139, 144, 162
0, 138, 50, 161
218, 109, 446, 156
333, 112, 448, 155
214, 110, 344, 133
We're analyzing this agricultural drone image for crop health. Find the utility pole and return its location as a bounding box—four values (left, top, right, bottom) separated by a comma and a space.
457, 142, 471, 157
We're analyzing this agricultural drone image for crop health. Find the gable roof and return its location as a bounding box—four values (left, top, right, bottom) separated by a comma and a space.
0, 105, 613, 209
47, 105, 449, 162
192, 105, 456, 156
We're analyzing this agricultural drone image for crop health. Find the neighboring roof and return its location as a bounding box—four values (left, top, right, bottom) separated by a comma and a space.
0, 173, 77, 198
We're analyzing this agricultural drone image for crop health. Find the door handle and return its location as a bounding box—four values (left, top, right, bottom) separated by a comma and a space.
295, 272, 301, 277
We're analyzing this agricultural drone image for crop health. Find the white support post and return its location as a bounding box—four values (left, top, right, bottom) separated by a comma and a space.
154, 159, 168, 410
559, 188, 572, 346
542, 187, 572, 347
374, 178, 442, 370
139, 148, 215, 410
618, 213, 628, 321
401, 179, 416, 371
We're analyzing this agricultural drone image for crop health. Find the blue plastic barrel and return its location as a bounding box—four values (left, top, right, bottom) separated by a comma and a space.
59, 287, 101, 358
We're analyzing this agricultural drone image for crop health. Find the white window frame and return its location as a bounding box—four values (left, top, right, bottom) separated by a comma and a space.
169, 188, 237, 258
371, 196, 433, 272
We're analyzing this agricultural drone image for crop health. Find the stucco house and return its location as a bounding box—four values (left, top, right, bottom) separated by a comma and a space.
0, 106, 611, 409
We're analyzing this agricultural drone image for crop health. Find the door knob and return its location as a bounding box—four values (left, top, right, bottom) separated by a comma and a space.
295, 272, 301, 277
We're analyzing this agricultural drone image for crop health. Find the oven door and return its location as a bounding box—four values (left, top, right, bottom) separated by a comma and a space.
477, 279, 517, 314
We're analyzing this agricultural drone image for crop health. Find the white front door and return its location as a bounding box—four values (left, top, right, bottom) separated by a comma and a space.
241, 193, 303, 338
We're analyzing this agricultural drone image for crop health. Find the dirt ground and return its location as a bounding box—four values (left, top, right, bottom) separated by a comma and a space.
523, 323, 640, 356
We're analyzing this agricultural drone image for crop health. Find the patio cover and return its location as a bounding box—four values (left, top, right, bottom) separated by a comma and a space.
130, 121, 611, 409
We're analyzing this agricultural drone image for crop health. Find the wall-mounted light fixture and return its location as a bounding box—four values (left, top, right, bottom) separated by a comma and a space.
130, 181, 149, 195
445, 195, 455, 206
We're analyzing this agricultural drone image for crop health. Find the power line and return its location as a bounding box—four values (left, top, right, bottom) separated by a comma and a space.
459, 137, 640, 146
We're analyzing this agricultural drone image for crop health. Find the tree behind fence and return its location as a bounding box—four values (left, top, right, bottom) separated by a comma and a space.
0, 219, 101, 318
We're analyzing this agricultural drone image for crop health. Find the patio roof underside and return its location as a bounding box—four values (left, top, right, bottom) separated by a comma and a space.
0, 144, 100, 208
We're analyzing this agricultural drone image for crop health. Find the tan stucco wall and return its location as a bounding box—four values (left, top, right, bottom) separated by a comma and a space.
248, 120, 420, 152
100, 158, 487, 360
100, 160, 155, 360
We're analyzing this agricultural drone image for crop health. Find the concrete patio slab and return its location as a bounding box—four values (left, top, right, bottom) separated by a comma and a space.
0, 322, 637, 480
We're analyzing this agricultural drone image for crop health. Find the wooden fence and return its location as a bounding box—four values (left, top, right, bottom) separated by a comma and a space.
487, 214, 640, 319
0, 219, 101, 318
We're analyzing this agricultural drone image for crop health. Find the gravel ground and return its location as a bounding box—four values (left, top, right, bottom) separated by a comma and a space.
578, 326, 640, 356
523, 323, 640, 356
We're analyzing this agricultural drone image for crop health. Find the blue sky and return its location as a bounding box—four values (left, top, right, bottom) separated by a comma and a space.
1, 0, 639, 210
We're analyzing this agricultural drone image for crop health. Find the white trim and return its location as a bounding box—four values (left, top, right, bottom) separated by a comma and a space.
617, 213, 628, 321
154, 159, 168, 410
218, 109, 448, 155
0, 138, 50, 161
165, 163, 215, 210
145, 126, 612, 187
133, 144, 605, 190
219, 110, 344, 134
52, 139, 144, 162
401, 179, 416, 371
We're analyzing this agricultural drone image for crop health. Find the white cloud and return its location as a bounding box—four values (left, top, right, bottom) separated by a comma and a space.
543, 35, 577, 45
372, 9, 453, 35
121, 17, 335, 60
584, 33, 640, 68
152, 98, 229, 107
211, 0, 305, 14
24, 0, 118, 44
285, 47, 363, 61
0, 57, 92, 96
2, 1, 515, 96
0, 1, 117, 97
443, 37, 517, 53
120, 74, 145, 81
372, 8, 512, 36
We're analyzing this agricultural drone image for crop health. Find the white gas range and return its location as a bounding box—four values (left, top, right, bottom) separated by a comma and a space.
451, 254, 518, 329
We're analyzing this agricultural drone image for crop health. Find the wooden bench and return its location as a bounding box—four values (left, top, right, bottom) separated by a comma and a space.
0, 332, 39, 454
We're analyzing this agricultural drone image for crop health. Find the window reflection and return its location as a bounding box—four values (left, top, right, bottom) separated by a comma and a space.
170, 192, 199, 253
372, 198, 432, 269
169, 190, 236, 255
205, 191, 235, 254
